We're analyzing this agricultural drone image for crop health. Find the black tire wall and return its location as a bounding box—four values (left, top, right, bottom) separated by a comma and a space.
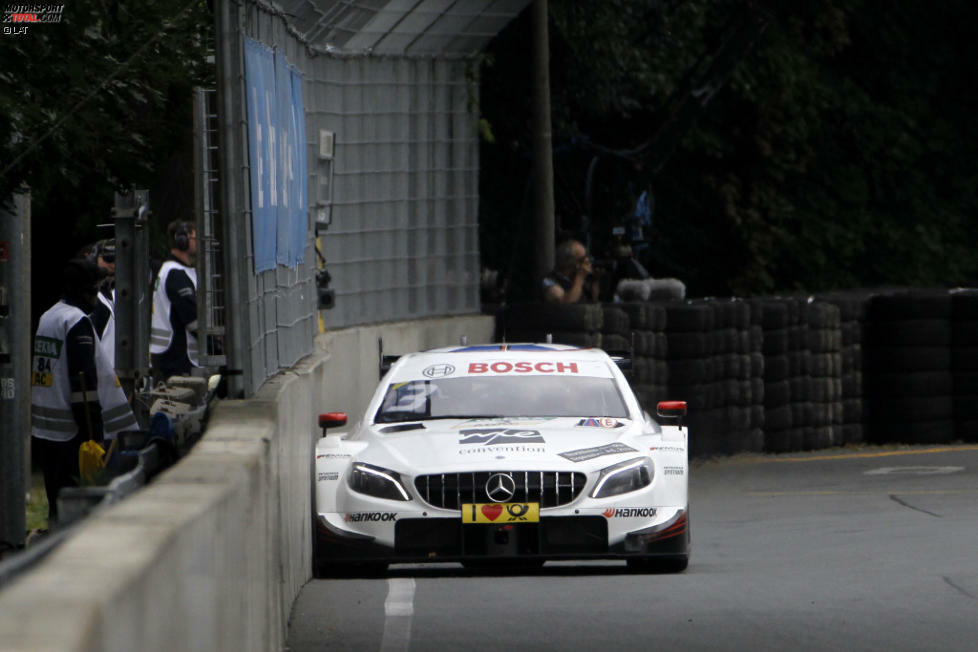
496, 287, 972, 457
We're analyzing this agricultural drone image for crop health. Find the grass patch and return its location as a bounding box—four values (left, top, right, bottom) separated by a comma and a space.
26, 471, 49, 532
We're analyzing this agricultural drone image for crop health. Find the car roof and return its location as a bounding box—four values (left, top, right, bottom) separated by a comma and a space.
425, 343, 591, 354
387, 344, 619, 380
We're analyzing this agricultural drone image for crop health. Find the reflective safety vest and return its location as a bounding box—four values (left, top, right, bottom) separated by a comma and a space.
31, 301, 137, 442
96, 289, 116, 369
150, 260, 199, 365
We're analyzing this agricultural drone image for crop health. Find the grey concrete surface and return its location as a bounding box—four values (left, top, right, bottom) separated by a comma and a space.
286, 444, 978, 651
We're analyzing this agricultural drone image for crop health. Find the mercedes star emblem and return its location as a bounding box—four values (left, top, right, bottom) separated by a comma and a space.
485, 473, 516, 502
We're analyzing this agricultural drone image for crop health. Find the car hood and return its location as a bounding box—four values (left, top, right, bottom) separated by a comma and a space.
361, 417, 649, 473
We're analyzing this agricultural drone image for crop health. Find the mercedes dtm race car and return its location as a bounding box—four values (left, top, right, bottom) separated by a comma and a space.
313, 343, 690, 575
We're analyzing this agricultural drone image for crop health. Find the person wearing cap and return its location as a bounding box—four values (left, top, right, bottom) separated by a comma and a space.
31, 258, 137, 522
150, 220, 199, 380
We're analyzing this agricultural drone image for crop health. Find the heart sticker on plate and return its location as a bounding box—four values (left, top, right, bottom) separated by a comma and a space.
481, 504, 503, 521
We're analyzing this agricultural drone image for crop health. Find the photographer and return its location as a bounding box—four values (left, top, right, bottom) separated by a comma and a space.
541, 239, 601, 304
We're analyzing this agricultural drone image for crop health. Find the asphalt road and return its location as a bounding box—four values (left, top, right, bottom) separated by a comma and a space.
286, 444, 978, 651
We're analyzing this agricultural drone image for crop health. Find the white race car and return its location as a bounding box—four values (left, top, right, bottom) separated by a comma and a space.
313, 343, 690, 575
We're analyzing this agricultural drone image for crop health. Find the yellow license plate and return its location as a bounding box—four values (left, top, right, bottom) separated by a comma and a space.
462, 503, 540, 524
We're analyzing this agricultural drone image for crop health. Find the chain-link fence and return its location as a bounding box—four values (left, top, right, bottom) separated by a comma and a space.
214, 1, 489, 396
311, 55, 481, 328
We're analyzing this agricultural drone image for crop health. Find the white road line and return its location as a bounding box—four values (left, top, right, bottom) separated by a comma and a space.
380, 578, 416, 652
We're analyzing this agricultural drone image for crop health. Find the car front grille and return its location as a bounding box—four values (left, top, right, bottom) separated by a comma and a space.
414, 471, 588, 510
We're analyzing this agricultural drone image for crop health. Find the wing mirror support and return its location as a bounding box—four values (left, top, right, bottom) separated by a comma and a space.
378, 336, 400, 379
656, 401, 687, 430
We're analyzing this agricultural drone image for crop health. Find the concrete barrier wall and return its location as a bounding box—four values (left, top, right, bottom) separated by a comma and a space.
0, 315, 492, 651
315, 315, 496, 420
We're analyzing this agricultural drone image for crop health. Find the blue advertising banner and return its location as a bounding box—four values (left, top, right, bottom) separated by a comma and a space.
244, 37, 276, 272
290, 65, 307, 265
274, 50, 291, 267
243, 36, 307, 272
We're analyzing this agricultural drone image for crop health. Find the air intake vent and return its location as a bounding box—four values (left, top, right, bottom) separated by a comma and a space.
414, 471, 587, 510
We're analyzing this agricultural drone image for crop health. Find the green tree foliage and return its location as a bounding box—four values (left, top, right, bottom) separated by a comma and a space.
1, 1, 212, 203
0, 0, 212, 319
479, 0, 978, 300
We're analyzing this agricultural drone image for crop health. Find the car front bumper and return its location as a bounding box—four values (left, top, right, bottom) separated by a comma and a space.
315, 507, 689, 563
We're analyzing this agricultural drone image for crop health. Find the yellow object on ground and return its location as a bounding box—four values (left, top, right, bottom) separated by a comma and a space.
79, 439, 111, 485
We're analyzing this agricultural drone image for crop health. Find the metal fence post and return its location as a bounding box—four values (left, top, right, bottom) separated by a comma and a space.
0, 193, 30, 551
193, 88, 227, 371
215, 0, 253, 397
113, 190, 151, 428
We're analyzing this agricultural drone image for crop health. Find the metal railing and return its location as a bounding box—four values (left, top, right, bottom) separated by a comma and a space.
193, 87, 227, 369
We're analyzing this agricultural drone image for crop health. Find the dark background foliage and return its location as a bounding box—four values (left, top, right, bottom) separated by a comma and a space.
478, 0, 978, 302
3, 0, 976, 321
0, 0, 212, 327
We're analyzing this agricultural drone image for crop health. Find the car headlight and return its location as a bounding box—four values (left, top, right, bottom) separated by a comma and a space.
348, 463, 411, 501
590, 457, 654, 498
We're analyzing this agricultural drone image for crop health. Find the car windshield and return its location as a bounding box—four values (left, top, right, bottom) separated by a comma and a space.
374, 376, 629, 423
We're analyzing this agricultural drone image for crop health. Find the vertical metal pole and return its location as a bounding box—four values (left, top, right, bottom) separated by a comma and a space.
0, 192, 30, 550
531, 0, 555, 285
215, 0, 253, 397
113, 190, 151, 429
135, 199, 150, 388
194, 88, 227, 371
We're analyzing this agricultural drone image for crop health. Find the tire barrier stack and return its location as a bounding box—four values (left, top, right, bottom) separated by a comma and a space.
749, 296, 822, 452
619, 302, 669, 407
816, 291, 869, 445
711, 299, 763, 456
661, 301, 717, 456
748, 303, 767, 451
600, 305, 632, 354
806, 300, 842, 449
655, 299, 761, 457
497, 287, 975, 458
501, 302, 603, 348
784, 297, 815, 451
749, 298, 793, 451
864, 290, 955, 444
951, 289, 978, 442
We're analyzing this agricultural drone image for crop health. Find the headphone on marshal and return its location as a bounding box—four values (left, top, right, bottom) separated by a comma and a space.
173, 221, 192, 252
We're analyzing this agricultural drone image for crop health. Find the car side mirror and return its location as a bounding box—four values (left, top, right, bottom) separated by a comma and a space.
319, 412, 348, 436
656, 401, 687, 429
